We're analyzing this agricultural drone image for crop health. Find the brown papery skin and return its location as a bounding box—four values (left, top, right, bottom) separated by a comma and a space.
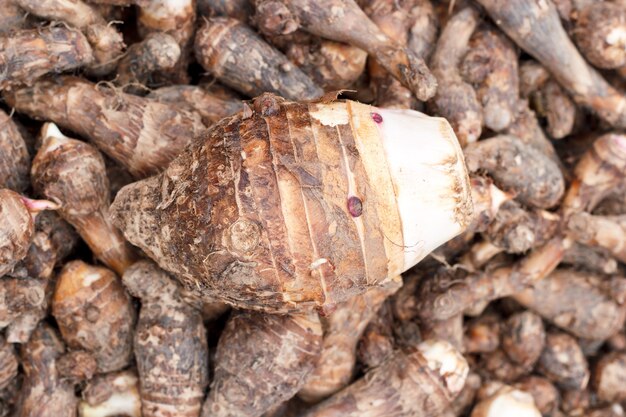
31, 129, 137, 275
15, 0, 124, 76
0, 110, 30, 192
276, 0, 437, 101
298, 284, 397, 402
148, 85, 243, 125
476, 0, 626, 128
428, 6, 482, 146
501, 311, 545, 368
562, 133, 626, 216
115, 32, 181, 92
537, 331, 590, 390
415, 237, 566, 321
464, 135, 565, 209
513, 269, 626, 340
123, 261, 208, 417
0, 27, 93, 90
6, 76, 206, 178
202, 311, 322, 417
0, 189, 35, 276
195, 18, 323, 100
485, 200, 560, 254
15, 324, 78, 417
461, 26, 519, 132
301, 342, 466, 417
568, 213, 626, 263
574, 2, 626, 69
52, 260, 135, 373
514, 376, 559, 416
0, 336, 17, 391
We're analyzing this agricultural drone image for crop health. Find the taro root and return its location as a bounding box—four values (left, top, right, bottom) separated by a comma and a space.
0, 109, 30, 192
470, 386, 541, 417
593, 351, 626, 403
111, 94, 473, 313
537, 331, 590, 390
79, 370, 142, 417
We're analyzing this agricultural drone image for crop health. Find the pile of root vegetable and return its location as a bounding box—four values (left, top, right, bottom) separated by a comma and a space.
4, 0, 626, 416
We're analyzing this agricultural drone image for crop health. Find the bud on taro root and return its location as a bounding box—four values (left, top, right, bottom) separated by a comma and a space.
79, 370, 141, 417
111, 94, 473, 312
52, 261, 135, 373
302, 340, 469, 417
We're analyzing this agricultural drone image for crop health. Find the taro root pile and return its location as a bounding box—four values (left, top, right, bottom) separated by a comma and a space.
3, 0, 626, 416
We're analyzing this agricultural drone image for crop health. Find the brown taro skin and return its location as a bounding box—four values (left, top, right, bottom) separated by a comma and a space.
0, 27, 93, 90
194, 17, 323, 100
123, 261, 209, 417
0, 189, 35, 277
15, 324, 78, 417
0, 109, 30, 192
593, 351, 626, 403
52, 260, 136, 373
5, 76, 206, 178
0, 336, 17, 391
574, 2, 626, 69
501, 311, 545, 368
203, 310, 322, 417
514, 376, 559, 416
537, 331, 590, 390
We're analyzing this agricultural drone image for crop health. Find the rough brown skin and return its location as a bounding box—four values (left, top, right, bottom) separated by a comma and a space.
115, 32, 181, 93
5, 76, 206, 178
485, 200, 560, 254
461, 26, 519, 132
480, 348, 532, 383
356, 300, 395, 370
464, 135, 565, 209
203, 311, 321, 417
123, 261, 209, 417
563, 133, 626, 216
537, 80, 577, 139
421, 314, 464, 351
1, 275, 49, 344
514, 376, 559, 416
56, 350, 97, 384
0, 189, 36, 276
415, 237, 566, 321
513, 269, 626, 340
466, 176, 512, 234
199, 0, 253, 20
464, 313, 501, 354
501, 311, 545, 368
266, 0, 437, 101
568, 213, 626, 263
31, 126, 137, 275
148, 85, 243, 126
15, 324, 78, 417
428, 6, 482, 146
505, 100, 561, 164
537, 331, 590, 390
519, 60, 550, 97
593, 351, 626, 403
593, 184, 626, 215
15, 0, 124, 76
574, 2, 626, 69
52, 260, 135, 373
0, 110, 30, 192
560, 387, 590, 417
302, 340, 468, 417
0, 336, 17, 391
0, 26, 93, 91
0, 0, 26, 33
195, 18, 323, 100
408, 0, 439, 62
476, 0, 626, 128
79, 370, 141, 417
298, 284, 397, 402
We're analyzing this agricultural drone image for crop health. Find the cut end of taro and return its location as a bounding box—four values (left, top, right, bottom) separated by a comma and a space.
79, 372, 141, 417
471, 387, 542, 417
370, 106, 474, 272
417, 339, 469, 397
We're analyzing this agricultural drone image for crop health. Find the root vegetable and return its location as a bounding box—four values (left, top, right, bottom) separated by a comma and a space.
574, 2, 626, 69
123, 261, 208, 417
420, 313, 464, 351
199, 0, 253, 20
593, 351, 626, 403
537, 331, 589, 390
16, 324, 78, 417
464, 313, 501, 354
115, 32, 181, 92
31, 124, 137, 275
514, 376, 559, 416
147, 85, 243, 125
513, 269, 626, 340
52, 260, 135, 373
264, 0, 437, 101
302, 340, 468, 417
0, 26, 93, 90
568, 212, 626, 263
195, 18, 323, 100
111, 94, 473, 312
298, 284, 398, 402
356, 300, 395, 369
56, 350, 98, 382
481, 348, 532, 383
460, 26, 519, 132
501, 311, 545, 368
0, 0, 26, 33
470, 386, 541, 417
463, 134, 565, 209
428, 6, 482, 146
0, 110, 30, 192
408, 0, 438, 62
0, 336, 17, 391
202, 310, 322, 417
5, 77, 206, 178
79, 370, 141, 417
505, 100, 561, 163
562, 242, 618, 274
476, 0, 626, 128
